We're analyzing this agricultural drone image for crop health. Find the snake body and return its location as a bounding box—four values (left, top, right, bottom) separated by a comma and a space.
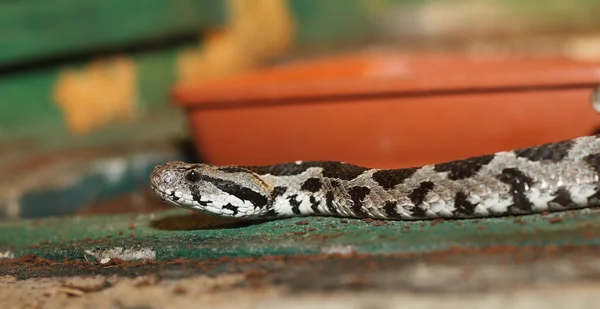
150, 135, 600, 220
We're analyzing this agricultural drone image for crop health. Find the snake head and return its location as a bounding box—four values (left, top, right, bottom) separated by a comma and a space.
150, 161, 272, 218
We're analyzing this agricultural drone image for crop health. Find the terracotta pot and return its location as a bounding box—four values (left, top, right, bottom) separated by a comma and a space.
171, 52, 600, 168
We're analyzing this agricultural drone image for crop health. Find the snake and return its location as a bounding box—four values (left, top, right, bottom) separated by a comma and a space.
149, 135, 600, 220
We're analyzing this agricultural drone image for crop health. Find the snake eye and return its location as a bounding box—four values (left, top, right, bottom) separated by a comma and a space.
186, 170, 200, 182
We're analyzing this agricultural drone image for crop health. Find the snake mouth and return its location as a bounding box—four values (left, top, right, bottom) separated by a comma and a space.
150, 185, 183, 207
150, 185, 216, 209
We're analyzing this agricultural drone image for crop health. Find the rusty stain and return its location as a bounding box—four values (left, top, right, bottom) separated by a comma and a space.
53, 57, 138, 135
430, 219, 444, 227
309, 232, 345, 241
6, 245, 600, 284
547, 217, 564, 224
28, 241, 50, 249
513, 218, 526, 225
371, 220, 389, 227
177, 0, 294, 82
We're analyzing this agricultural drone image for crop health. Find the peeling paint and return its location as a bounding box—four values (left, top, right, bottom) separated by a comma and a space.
0, 250, 15, 259
84, 247, 156, 264
53, 57, 139, 135
321, 245, 358, 256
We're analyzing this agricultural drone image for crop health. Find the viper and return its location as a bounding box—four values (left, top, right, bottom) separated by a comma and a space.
150, 135, 600, 220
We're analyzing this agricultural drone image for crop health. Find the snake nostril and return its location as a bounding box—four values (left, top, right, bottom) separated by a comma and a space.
150, 168, 169, 186
151, 174, 160, 186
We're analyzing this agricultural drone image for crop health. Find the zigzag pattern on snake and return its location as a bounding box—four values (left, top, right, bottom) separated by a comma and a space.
149, 135, 600, 220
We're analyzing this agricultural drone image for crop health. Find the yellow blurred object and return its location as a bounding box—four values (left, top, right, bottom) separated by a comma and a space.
177, 0, 295, 82
53, 57, 138, 135
563, 35, 600, 62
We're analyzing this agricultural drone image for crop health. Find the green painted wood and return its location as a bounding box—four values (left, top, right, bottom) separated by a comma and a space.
0, 44, 194, 148
1, 208, 599, 261
0, 0, 225, 66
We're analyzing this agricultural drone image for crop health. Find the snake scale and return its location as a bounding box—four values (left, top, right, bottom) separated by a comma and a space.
150, 135, 600, 220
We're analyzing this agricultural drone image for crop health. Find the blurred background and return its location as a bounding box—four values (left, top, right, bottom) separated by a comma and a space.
1, 0, 600, 220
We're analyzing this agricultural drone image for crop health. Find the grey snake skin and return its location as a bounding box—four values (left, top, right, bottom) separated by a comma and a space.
150, 135, 600, 220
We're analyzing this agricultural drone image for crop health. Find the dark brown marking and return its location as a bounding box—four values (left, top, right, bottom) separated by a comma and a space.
324, 181, 343, 215
383, 201, 399, 218
407, 181, 434, 217
497, 168, 534, 213
454, 192, 477, 216
409, 205, 427, 218
587, 189, 600, 205
433, 154, 495, 180
330, 179, 342, 188
549, 187, 573, 208
272, 186, 287, 197
585, 153, 600, 173
321, 163, 368, 180
219, 166, 251, 173
372, 168, 418, 190
191, 192, 201, 203
264, 209, 279, 218
222, 203, 239, 216
585, 154, 600, 206
245, 161, 368, 181
309, 196, 321, 213
409, 181, 434, 206
200, 175, 269, 208
325, 191, 337, 214
348, 186, 370, 216
190, 190, 210, 206
287, 194, 302, 215
301, 178, 322, 193
514, 139, 574, 162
